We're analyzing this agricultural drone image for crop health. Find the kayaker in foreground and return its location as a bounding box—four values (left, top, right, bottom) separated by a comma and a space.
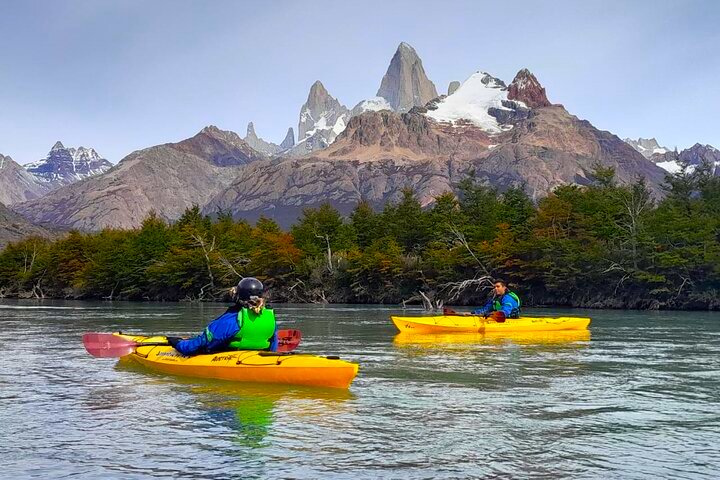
470, 279, 521, 322
167, 277, 277, 356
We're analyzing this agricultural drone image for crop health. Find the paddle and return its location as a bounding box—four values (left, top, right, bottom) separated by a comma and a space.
276, 329, 302, 352
83, 329, 302, 358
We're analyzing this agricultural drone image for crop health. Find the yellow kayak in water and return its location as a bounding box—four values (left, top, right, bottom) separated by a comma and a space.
117, 334, 359, 389
390, 315, 591, 334
393, 329, 591, 347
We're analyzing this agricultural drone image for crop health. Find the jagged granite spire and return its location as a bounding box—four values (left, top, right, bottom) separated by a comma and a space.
298, 80, 349, 140
243, 122, 283, 157
280, 128, 295, 150
376, 42, 438, 113
507, 69, 551, 108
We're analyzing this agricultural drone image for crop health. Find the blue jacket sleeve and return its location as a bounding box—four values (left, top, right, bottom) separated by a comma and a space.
499, 294, 519, 317
269, 331, 278, 352
174, 311, 241, 356
472, 299, 494, 315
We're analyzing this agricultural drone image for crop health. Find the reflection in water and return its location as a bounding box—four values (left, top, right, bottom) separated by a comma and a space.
184, 381, 354, 449
115, 361, 355, 449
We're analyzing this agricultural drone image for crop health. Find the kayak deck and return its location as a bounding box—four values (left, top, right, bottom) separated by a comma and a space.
391, 315, 591, 334
117, 334, 358, 389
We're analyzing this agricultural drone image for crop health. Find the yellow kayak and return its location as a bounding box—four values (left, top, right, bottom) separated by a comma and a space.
393, 329, 591, 347
391, 315, 591, 334
117, 334, 359, 389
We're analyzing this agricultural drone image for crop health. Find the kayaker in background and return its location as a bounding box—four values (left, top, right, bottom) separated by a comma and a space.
167, 277, 278, 356
470, 279, 521, 322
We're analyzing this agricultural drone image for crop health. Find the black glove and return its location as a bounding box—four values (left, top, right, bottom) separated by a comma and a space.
166, 337, 183, 348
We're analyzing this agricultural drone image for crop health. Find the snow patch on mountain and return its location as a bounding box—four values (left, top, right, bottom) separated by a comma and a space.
425, 72, 522, 133
656, 160, 683, 174
351, 96, 393, 117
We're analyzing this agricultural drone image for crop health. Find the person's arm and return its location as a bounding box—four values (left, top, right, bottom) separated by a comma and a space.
268, 330, 278, 352
172, 310, 241, 356
498, 294, 519, 317
471, 298, 493, 316
172, 330, 210, 356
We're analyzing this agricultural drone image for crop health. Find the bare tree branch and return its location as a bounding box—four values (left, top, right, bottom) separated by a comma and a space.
192, 234, 217, 300
449, 225, 491, 276
439, 275, 494, 301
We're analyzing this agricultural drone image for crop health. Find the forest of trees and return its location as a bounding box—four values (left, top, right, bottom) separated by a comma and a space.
1, 164, 719, 310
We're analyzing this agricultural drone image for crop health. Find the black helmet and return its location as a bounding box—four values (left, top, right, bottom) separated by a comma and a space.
234, 277, 264, 302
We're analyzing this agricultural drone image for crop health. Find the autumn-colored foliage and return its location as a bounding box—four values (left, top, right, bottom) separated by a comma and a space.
1, 165, 719, 309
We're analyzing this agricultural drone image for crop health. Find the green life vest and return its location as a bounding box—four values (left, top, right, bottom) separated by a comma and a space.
227, 307, 276, 350
493, 291, 521, 317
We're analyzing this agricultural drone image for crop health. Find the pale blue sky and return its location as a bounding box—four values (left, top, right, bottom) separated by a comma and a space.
1, 0, 717, 164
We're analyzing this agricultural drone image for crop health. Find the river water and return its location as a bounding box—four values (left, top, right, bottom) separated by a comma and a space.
0, 300, 718, 479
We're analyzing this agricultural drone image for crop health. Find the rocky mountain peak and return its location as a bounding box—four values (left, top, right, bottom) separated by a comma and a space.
1, 154, 49, 205
182, 126, 264, 166
280, 128, 295, 150
243, 122, 285, 157
200, 125, 225, 137
296, 81, 350, 151
376, 42, 438, 113
688, 142, 718, 153
624, 137, 669, 159
307, 80, 329, 103
447, 81, 460, 96
507, 68, 551, 108
24, 141, 112, 190
679, 143, 720, 172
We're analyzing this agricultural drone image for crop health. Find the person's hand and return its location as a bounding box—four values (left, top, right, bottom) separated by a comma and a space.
490, 311, 506, 323
166, 337, 183, 348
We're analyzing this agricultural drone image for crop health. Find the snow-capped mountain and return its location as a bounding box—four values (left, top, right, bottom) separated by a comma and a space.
282, 80, 350, 157
424, 72, 529, 133
678, 143, 720, 174
25, 142, 112, 189
283, 42, 438, 158
662, 144, 720, 175
624, 138, 670, 159
628, 140, 720, 175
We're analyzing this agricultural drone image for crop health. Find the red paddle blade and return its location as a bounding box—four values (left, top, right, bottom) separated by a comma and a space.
82, 333, 137, 358
276, 329, 302, 352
